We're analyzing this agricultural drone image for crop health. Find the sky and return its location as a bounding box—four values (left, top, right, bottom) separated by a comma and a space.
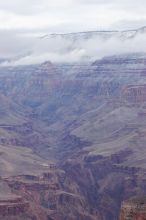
0, 0, 146, 34
0, 0, 146, 64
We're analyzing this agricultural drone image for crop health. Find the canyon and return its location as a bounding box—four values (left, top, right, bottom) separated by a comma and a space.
0, 53, 146, 219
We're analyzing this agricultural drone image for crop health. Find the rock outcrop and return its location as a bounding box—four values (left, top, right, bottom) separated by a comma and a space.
119, 197, 146, 220
0, 195, 29, 219
123, 85, 146, 103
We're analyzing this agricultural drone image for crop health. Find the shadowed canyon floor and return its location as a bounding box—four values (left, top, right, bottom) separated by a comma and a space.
0, 54, 146, 219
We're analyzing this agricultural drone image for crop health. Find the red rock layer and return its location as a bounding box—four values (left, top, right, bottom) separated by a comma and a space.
119, 198, 146, 220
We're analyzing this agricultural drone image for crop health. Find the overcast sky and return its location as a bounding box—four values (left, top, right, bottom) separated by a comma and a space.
0, 0, 146, 34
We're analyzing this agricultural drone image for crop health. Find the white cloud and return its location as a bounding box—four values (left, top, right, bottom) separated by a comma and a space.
1, 29, 146, 65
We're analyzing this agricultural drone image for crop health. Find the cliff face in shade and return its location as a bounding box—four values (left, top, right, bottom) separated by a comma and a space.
119, 198, 146, 220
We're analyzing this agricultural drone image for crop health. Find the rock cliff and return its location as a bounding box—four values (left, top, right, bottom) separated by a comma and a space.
119, 198, 146, 220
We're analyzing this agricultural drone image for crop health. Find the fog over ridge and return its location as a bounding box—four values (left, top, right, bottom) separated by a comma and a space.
0, 27, 146, 66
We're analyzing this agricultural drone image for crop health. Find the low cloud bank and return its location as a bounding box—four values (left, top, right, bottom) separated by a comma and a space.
1, 29, 146, 66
